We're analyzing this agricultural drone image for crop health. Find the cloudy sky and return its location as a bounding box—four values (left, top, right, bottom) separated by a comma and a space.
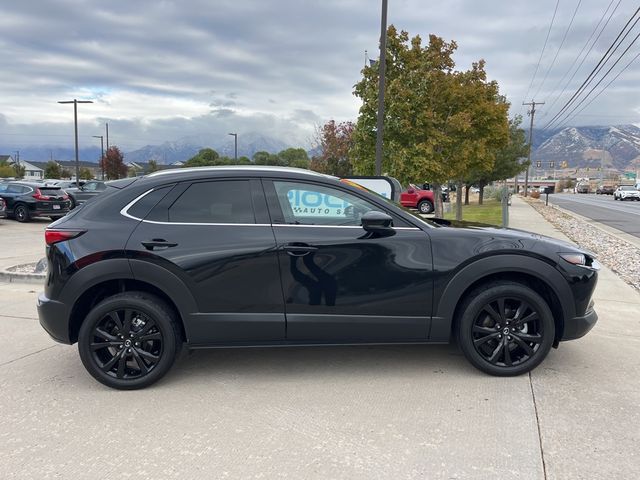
1, 0, 639, 152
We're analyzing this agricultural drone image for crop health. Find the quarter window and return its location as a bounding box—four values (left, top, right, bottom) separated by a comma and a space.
168, 180, 255, 224
273, 181, 378, 226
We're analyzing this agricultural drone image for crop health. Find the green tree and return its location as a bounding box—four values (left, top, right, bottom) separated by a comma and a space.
147, 159, 159, 173
253, 151, 281, 165
184, 148, 224, 167
277, 148, 309, 168
12, 163, 26, 179
79, 167, 93, 180
44, 161, 62, 179
312, 120, 354, 176
0, 159, 14, 178
351, 26, 509, 218
101, 146, 127, 179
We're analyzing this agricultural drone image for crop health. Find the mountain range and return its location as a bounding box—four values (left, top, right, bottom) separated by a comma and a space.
3, 125, 640, 172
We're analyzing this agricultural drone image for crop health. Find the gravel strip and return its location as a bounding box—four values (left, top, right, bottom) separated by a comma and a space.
525, 198, 640, 292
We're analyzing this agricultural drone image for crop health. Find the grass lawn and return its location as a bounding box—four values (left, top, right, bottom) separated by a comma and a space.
443, 198, 503, 226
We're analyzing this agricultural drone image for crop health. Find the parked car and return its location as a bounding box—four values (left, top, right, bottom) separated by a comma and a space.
613, 185, 640, 201
595, 185, 614, 195
37, 166, 599, 389
575, 183, 590, 194
59, 180, 107, 208
0, 182, 71, 222
400, 184, 436, 213
0, 197, 6, 219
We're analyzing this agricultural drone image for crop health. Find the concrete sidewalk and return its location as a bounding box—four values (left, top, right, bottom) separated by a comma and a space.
510, 195, 640, 479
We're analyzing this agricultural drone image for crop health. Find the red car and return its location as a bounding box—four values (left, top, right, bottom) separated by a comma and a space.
400, 184, 435, 214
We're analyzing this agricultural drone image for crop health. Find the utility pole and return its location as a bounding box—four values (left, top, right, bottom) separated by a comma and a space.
522, 100, 544, 197
228, 133, 238, 162
93, 135, 104, 180
105, 122, 109, 151
14, 150, 19, 166
374, 0, 388, 176
58, 99, 93, 186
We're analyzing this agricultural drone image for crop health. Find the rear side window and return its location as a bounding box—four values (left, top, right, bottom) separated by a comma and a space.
7, 184, 28, 194
168, 180, 255, 224
39, 188, 63, 196
128, 186, 173, 219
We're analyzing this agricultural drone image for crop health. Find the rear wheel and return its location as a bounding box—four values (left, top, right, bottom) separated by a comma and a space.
418, 200, 434, 214
78, 292, 182, 389
14, 204, 30, 222
457, 281, 554, 376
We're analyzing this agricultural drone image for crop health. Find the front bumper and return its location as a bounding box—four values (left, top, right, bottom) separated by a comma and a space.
562, 308, 598, 341
37, 292, 72, 344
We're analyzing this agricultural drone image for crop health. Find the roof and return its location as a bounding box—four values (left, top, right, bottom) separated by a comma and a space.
147, 165, 335, 179
0, 155, 12, 163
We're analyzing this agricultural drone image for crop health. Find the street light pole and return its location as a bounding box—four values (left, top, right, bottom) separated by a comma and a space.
58, 99, 93, 186
228, 133, 238, 162
93, 135, 104, 180
106, 122, 109, 150
374, 0, 388, 176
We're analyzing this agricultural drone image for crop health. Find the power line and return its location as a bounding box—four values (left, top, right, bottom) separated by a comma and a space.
543, 0, 621, 116
555, 40, 640, 129
522, 0, 560, 106
542, 6, 640, 130
533, 0, 583, 99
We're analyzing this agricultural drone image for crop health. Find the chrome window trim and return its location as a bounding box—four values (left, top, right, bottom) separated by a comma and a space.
121, 188, 421, 231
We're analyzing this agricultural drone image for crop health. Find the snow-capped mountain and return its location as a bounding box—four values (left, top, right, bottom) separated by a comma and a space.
533, 124, 640, 171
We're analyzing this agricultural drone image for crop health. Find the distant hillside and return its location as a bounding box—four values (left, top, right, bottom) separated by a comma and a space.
532, 124, 640, 171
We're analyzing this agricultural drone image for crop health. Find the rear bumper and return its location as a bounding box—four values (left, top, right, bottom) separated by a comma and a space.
37, 292, 72, 344
562, 308, 598, 341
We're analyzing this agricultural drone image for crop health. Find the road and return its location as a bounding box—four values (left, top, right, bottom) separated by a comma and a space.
549, 193, 640, 239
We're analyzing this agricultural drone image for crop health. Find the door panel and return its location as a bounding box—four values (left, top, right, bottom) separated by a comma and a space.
264, 179, 434, 343
125, 179, 285, 344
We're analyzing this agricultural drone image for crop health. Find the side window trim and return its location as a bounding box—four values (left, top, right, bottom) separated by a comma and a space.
263, 178, 411, 228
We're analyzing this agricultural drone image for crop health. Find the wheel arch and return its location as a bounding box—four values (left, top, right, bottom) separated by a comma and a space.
64, 258, 197, 343
430, 255, 573, 345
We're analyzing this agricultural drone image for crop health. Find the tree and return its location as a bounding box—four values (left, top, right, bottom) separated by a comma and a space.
184, 148, 223, 167
147, 159, 159, 173
61, 168, 72, 179
101, 146, 127, 180
79, 167, 93, 180
277, 148, 309, 168
44, 161, 62, 179
351, 26, 509, 218
253, 151, 280, 165
12, 163, 25, 179
0, 159, 14, 178
311, 120, 355, 176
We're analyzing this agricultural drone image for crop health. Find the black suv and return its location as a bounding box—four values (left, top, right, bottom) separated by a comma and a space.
0, 182, 71, 222
37, 167, 599, 389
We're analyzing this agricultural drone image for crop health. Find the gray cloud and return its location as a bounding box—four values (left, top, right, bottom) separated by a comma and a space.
1, 0, 639, 152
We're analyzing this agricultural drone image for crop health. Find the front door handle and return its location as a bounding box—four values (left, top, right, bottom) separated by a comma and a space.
141, 239, 178, 251
282, 243, 318, 257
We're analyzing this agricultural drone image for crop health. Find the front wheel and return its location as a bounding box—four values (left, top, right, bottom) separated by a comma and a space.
78, 292, 182, 389
417, 200, 434, 214
457, 281, 555, 376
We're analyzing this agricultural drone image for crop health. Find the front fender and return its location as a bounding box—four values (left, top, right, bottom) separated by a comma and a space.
429, 254, 575, 342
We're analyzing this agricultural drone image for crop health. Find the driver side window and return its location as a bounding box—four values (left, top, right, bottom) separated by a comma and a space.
273, 181, 378, 226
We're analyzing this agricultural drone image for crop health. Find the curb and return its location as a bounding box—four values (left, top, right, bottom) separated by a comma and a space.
0, 270, 46, 285
545, 200, 640, 250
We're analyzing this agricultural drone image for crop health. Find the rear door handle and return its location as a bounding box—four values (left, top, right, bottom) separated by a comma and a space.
282, 243, 318, 257
141, 239, 178, 251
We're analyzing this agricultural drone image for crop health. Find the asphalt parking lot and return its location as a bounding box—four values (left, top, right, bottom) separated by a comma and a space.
0, 201, 639, 479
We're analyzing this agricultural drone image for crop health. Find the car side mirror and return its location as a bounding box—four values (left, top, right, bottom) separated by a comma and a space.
361, 211, 395, 236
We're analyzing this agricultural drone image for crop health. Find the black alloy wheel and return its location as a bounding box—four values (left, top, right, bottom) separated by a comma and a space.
457, 281, 554, 376
14, 204, 30, 222
418, 200, 434, 214
78, 292, 181, 389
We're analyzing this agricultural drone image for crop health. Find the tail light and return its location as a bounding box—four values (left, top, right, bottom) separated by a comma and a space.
45, 229, 86, 245
62, 194, 69, 200
33, 188, 51, 200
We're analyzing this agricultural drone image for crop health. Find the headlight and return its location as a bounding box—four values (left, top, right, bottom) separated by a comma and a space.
559, 252, 600, 270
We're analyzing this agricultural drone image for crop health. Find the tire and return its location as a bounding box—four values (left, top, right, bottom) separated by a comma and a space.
69, 196, 77, 209
456, 281, 555, 376
417, 200, 434, 214
14, 204, 30, 223
49, 215, 64, 221
78, 292, 182, 390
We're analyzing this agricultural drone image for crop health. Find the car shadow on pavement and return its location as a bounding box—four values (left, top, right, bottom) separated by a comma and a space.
165, 343, 477, 385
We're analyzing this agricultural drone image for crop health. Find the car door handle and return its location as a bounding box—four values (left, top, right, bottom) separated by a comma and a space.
141, 239, 178, 251
282, 243, 318, 257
